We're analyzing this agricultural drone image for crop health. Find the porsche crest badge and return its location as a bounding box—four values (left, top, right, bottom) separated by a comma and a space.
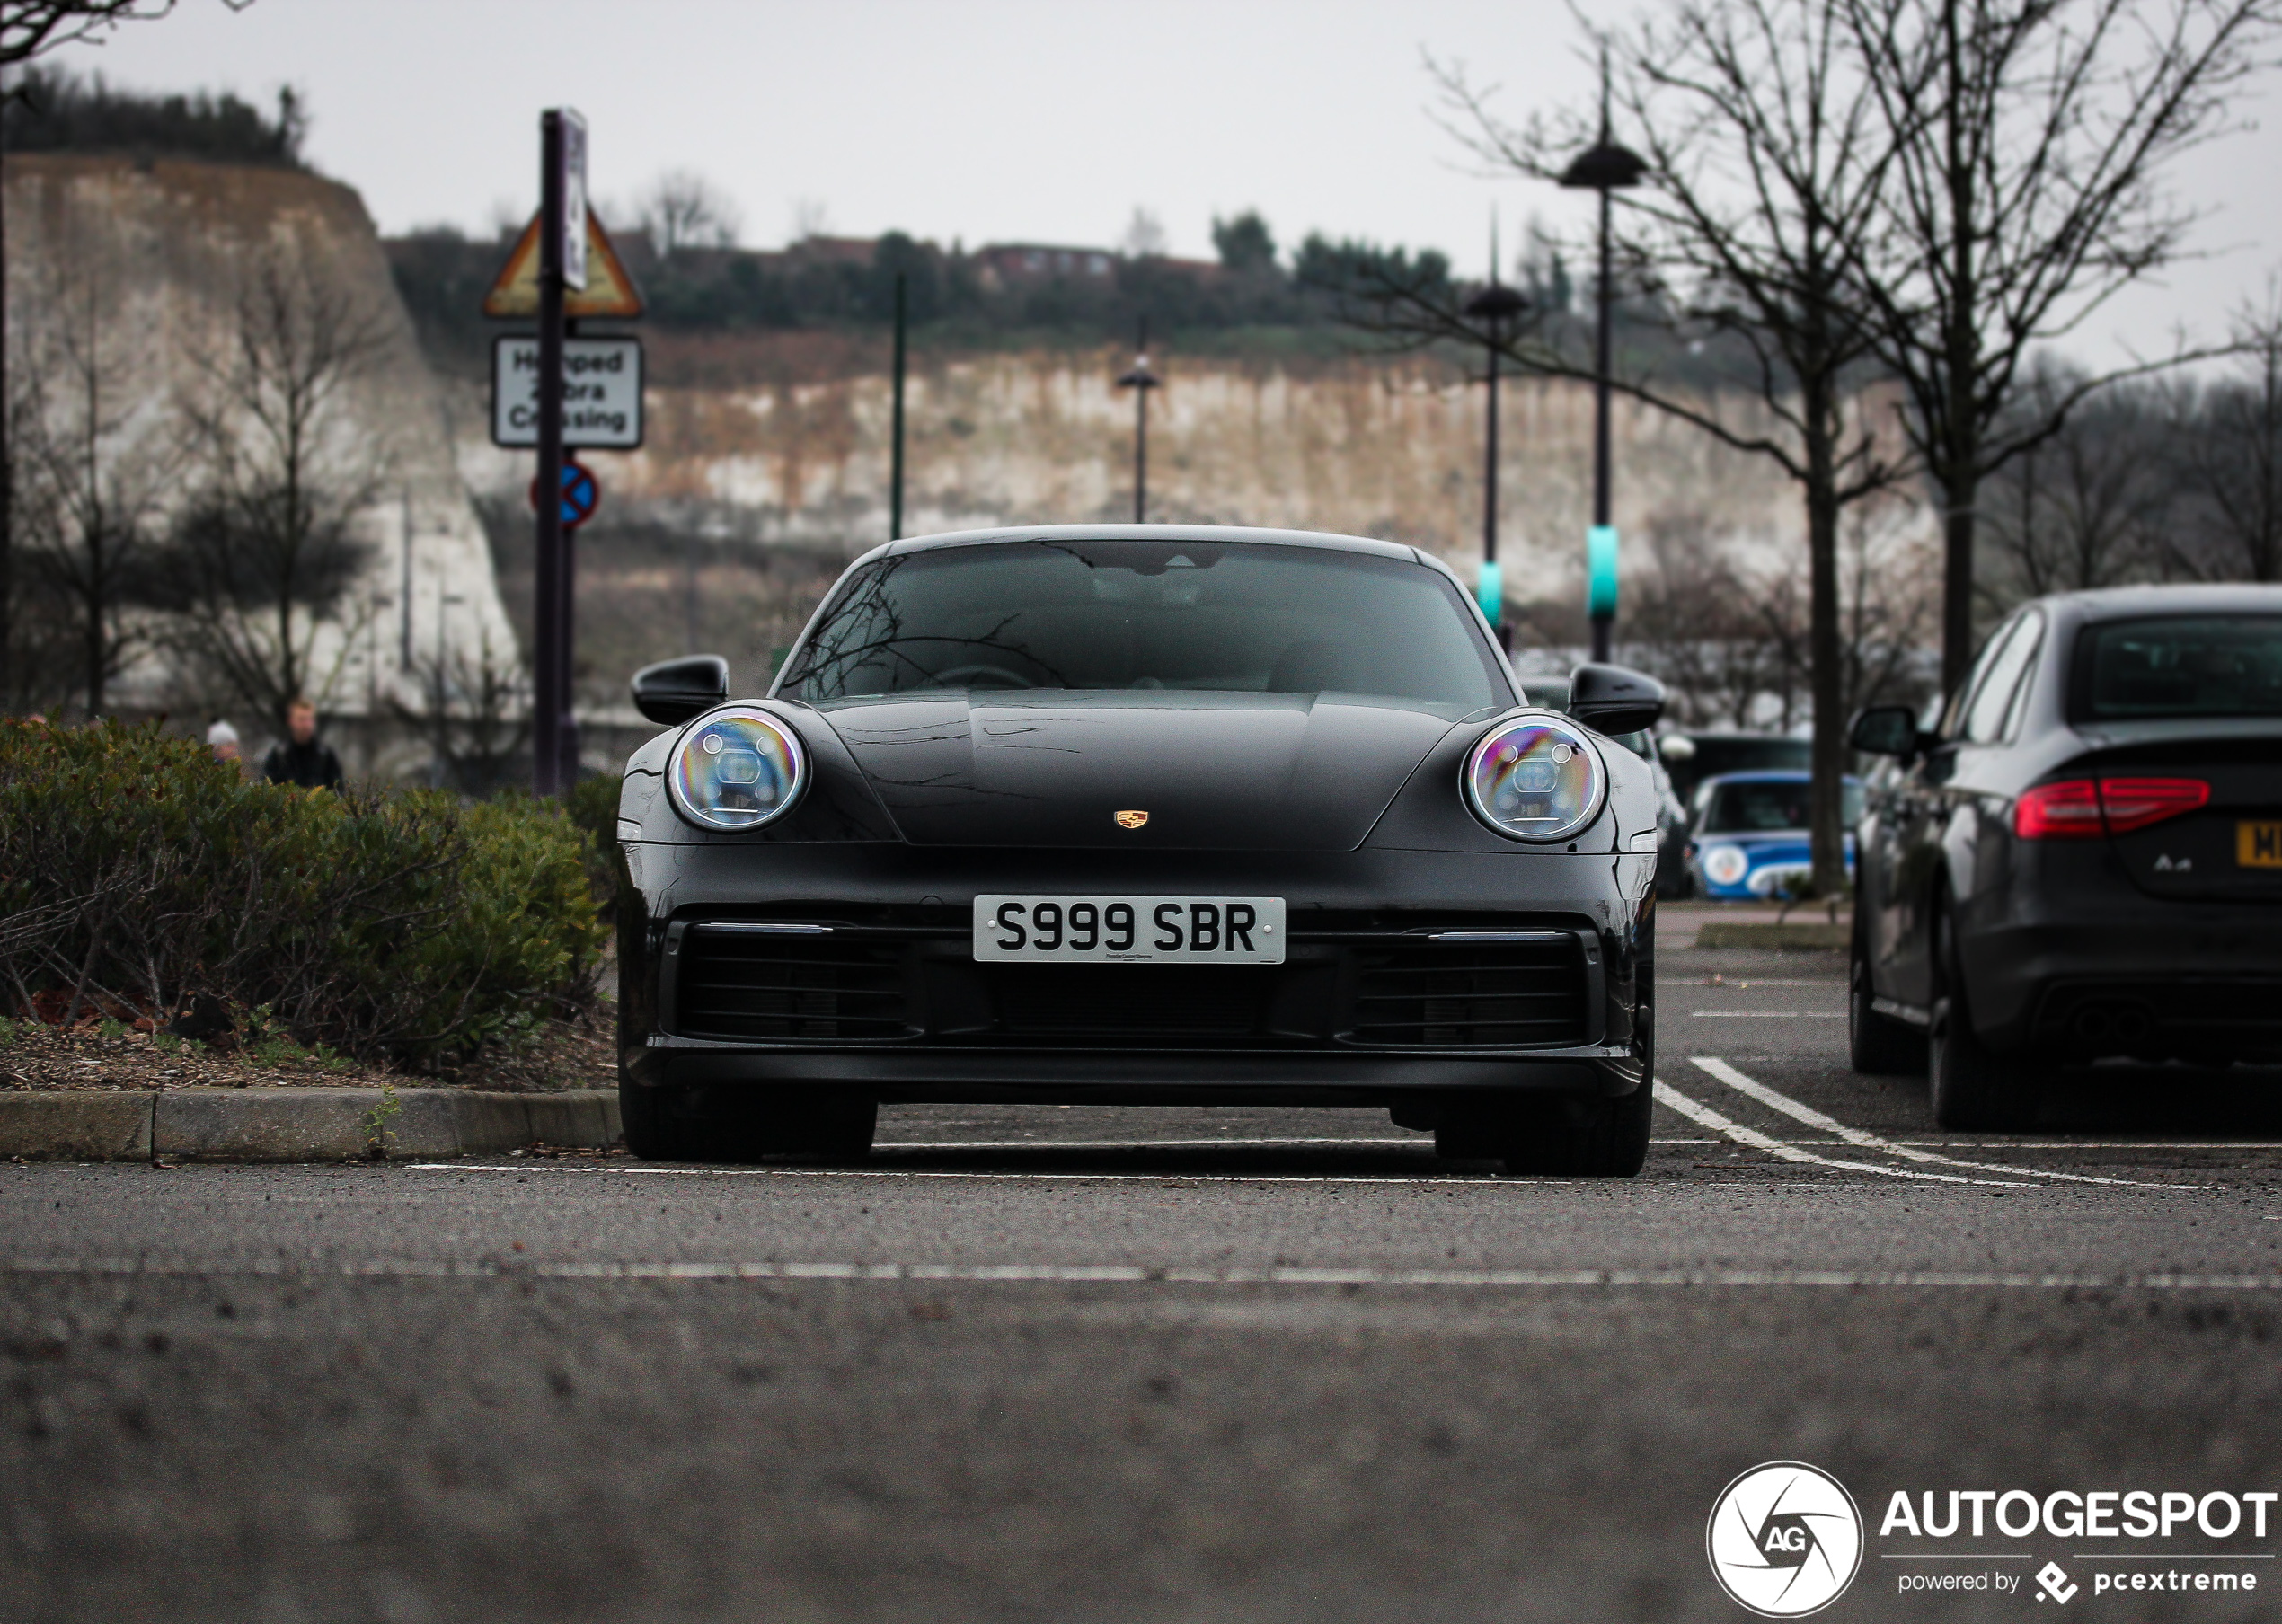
1114, 809, 1149, 830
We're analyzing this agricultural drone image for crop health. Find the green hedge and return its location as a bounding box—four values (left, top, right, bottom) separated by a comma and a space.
0, 719, 607, 1069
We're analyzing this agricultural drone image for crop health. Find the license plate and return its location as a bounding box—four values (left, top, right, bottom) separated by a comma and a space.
974, 895, 1286, 964
2240, 820, 2282, 869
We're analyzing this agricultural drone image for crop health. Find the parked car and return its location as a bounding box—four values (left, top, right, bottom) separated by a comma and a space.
1657, 729, 1810, 811
1847, 583, 2282, 1127
614, 525, 1670, 1176
1685, 771, 1862, 900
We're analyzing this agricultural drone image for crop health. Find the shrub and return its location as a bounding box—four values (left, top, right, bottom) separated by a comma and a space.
565, 770, 624, 908
0, 719, 606, 1069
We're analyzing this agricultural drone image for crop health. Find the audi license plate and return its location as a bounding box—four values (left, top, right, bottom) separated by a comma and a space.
974, 895, 1286, 964
2241, 820, 2282, 869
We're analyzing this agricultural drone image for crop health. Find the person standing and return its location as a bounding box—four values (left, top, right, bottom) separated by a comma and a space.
261, 699, 344, 790
205, 719, 242, 768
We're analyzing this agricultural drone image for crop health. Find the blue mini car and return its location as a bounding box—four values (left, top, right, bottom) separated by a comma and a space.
1685, 770, 1862, 900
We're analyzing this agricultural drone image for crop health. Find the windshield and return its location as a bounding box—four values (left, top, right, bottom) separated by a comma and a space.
2075, 614, 2282, 720
783, 539, 1510, 715
1687, 737, 1811, 778
1701, 778, 1862, 834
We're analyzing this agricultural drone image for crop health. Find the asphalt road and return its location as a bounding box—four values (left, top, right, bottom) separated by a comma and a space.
5, 931, 2281, 1624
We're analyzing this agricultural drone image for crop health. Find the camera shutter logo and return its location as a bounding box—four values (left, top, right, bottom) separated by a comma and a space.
1705, 1461, 1864, 1617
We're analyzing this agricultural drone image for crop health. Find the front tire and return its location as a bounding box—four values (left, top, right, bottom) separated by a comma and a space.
1479, 993, 1654, 1178
1849, 922, 1925, 1075
1926, 909, 2038, 1131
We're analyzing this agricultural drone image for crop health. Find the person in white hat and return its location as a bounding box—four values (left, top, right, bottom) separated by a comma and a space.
206, 719, 242, 767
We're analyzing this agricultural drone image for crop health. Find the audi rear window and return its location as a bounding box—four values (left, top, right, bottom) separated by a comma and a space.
783, 539, 1511, 716
2074, 615, 2282, 720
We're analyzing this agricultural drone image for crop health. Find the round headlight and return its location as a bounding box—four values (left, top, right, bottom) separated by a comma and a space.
1464, 716, 1606, 843
668, 707, 807, 830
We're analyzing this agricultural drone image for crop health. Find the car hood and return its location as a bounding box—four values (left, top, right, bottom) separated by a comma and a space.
808, 690, 1464, 849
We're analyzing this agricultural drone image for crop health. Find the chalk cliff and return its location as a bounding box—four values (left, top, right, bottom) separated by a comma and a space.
4, 153, 516, 728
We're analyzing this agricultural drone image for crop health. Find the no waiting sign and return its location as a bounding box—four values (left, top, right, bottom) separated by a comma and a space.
491, 335, 644, 449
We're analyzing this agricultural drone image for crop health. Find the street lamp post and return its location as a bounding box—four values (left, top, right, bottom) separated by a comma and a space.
1115, 318, 1161, 523
1464, 267, 1528, 653
1558, 56, 1646, 665
889, 270, 908, 541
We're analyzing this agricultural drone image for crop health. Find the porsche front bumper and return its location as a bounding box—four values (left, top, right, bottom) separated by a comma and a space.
616, 843, 1657, 1106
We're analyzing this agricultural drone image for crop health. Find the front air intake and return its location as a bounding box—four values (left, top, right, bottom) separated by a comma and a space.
1347, 934, 1590, 1047
673, 925, 912, 1041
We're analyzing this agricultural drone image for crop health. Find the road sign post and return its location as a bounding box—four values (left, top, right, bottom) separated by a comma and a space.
533, 107, 586, 798
530, 459, 601, 529
491, 336, 643, 448
483, 118, 640, 798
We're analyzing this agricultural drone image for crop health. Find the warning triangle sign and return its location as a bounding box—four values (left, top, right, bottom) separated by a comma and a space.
482, 209, 645, 319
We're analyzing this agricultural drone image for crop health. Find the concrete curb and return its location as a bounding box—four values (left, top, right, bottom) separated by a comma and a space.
0, 1088, 621, 1162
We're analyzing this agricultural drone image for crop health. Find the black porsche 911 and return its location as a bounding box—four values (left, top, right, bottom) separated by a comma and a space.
611, 525, 1667, 1175
1847, 583, 2282, 1127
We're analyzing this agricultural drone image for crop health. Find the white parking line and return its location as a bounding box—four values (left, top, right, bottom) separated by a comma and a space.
1892, 1143, 2282, 1152
407, 1163, 1545, 1187
4, 1256, 2279, 1290
1652, 1081, 2029, 1186
1690, 1011, 1846, 1019
1686, 1057, 2201, 1190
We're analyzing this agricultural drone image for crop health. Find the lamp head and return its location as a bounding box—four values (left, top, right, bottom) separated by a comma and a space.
1558, 140, 1648, 191
1463, 282, 1529, 324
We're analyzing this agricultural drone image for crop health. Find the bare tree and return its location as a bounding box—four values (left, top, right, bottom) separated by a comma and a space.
1842, 0, 2278, 689
1119, 207, 1169, 260
0, 355, 76, 711
0, 0, 252, 706
1837, 495, 1943, 719
1421, 0, 1912, 892
0, 0, 200, 63
632, 168, 741, 259
1978, 361, 2171, 602
10, 254, 179, 715
389, 628, 529, 795
156, 247, 389, 725
2167, 287, 2282, 581
788, 197, 831, 243
1623, 515, 1802, 730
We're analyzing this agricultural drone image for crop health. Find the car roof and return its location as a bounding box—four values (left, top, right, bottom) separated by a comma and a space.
2039, 582, 2282, 622
1699, 770, 1861, 786
1667, 731, 1810, 746
856, 524, 1430, 569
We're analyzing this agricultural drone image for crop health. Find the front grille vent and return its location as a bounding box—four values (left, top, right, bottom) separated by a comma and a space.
1348, 935, 1588, 1047
989, 965, 1267, 1039
674, 926, 911, 1041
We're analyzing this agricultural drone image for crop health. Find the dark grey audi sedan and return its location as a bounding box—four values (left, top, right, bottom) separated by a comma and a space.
1848, 584, 2282, 1126
610, 525, 1669, 1174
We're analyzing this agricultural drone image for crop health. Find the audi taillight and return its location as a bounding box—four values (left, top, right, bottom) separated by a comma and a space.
2095, 777, 2210, 834
2014, 776, 2209, 839
2014, 780, 2102, 839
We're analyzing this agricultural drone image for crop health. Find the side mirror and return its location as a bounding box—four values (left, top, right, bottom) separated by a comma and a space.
632, 655, 730, 726
1848, 704, 1921, 758
1568, 662, 1667, 736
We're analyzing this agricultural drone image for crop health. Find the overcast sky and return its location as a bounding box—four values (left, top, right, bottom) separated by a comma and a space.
45, 0, 2282, 368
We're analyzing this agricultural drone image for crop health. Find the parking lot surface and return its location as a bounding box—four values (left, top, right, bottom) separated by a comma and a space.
4, 928, 2279, 1622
